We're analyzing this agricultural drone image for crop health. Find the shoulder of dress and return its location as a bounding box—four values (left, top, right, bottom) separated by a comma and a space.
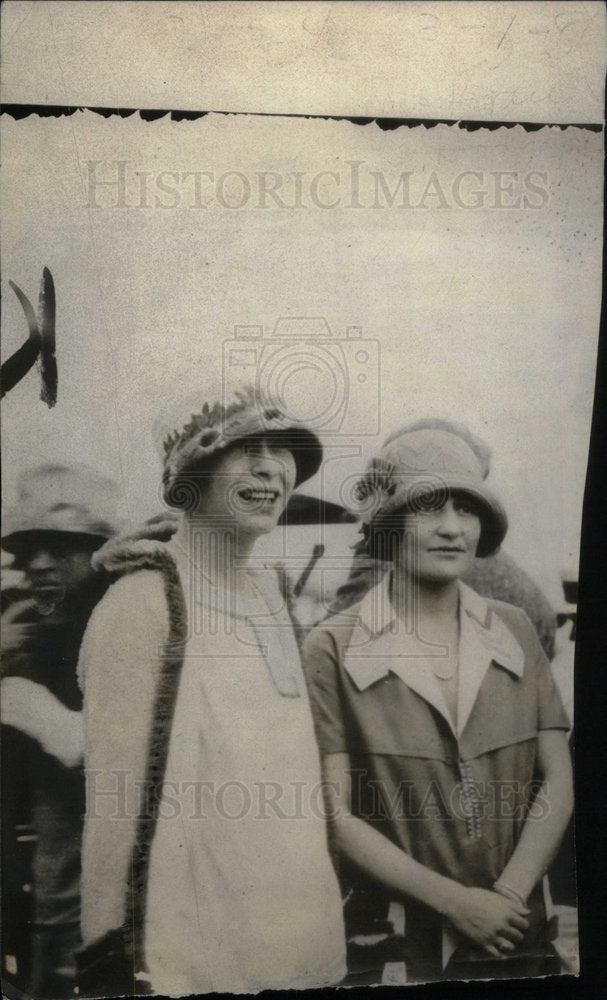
486, 597, 533, 633
316, 602, 365, 634
87, 529, 182, 631
96, 566, 168, 603
303, 606, 361, 661
484, 598, 545, 664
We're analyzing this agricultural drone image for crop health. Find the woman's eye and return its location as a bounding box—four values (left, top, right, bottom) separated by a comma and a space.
414, 492, 443, 513
455, 502, 474, 515
419, 500, 445, 514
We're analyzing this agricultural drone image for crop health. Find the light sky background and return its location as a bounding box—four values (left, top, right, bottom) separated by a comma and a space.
1, 112, 602, 608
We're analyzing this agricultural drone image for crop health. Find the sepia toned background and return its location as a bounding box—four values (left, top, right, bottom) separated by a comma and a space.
2, 1, 605, 989
1, 112, 602, 613
2, 1, 606, 122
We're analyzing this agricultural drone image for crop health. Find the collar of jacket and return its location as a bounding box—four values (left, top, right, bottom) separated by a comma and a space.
343, 576, 524, 738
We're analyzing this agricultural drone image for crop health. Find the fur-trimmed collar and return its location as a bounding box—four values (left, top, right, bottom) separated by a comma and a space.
92, 514, 304, 651
92, 515, 180, 575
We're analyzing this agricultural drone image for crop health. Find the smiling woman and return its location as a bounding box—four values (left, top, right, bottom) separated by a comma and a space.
75, 385, 346, 996
303, 426, 573, 985
179, 435, 298, 543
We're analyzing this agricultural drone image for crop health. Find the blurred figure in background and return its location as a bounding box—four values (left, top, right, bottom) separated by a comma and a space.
1, 465, 121, 998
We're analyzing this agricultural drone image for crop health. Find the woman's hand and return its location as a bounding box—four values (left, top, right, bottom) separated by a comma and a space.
319, 753, 532, 960
445, 886, 530, 958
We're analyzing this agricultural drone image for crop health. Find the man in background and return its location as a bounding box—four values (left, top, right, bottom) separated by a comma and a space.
1, 465, 121, 998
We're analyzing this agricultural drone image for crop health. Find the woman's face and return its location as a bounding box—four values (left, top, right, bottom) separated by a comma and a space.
193, 434, 297, 538
397, 492, 482, 585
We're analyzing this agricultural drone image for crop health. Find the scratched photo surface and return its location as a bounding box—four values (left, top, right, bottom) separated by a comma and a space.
1, 3, 605, 997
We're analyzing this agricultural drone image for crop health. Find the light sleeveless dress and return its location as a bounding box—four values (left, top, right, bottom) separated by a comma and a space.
144, 542, 346, 995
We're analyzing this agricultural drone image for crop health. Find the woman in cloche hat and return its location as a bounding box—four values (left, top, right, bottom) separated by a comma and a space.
304, 426, 573, 984
76, 384, 346, 997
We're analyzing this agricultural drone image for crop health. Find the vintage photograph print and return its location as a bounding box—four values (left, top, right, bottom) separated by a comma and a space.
1, 2, 605, 996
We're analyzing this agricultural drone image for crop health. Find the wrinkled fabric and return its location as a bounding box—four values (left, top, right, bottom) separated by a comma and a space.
145, 541, 345, 993
304, 580, 569, 982
78, 533, 346, 995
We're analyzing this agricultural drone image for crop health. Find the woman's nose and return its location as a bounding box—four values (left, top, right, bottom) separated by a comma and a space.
250, 442, 276, 475
436, 502, 461, 534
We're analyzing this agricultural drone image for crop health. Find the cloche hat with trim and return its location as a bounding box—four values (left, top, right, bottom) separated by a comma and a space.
158, 384, 323, 508
357, 427, 508, 559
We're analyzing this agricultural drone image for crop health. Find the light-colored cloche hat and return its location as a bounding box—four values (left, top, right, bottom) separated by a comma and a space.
2, 464, 123, 555
159, 384, 323, 508
357, 427, 508, 559
383, 417, 493, 479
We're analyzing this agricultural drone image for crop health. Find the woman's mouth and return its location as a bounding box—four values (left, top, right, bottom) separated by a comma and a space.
428, 547, 466, 555
238, 488, 280, 504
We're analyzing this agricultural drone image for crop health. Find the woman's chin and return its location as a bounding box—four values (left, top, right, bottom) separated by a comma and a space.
411, 567, 463, 588
237, 509, 282, 538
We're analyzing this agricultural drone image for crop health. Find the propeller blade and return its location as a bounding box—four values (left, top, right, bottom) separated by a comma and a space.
38, 267, 57, 406
1, 282, 41, 398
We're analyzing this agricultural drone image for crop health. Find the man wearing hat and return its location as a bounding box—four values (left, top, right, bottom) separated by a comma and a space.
1, 464, 121, 998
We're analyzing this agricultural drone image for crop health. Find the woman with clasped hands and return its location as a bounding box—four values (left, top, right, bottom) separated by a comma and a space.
303, 426, 573, 983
